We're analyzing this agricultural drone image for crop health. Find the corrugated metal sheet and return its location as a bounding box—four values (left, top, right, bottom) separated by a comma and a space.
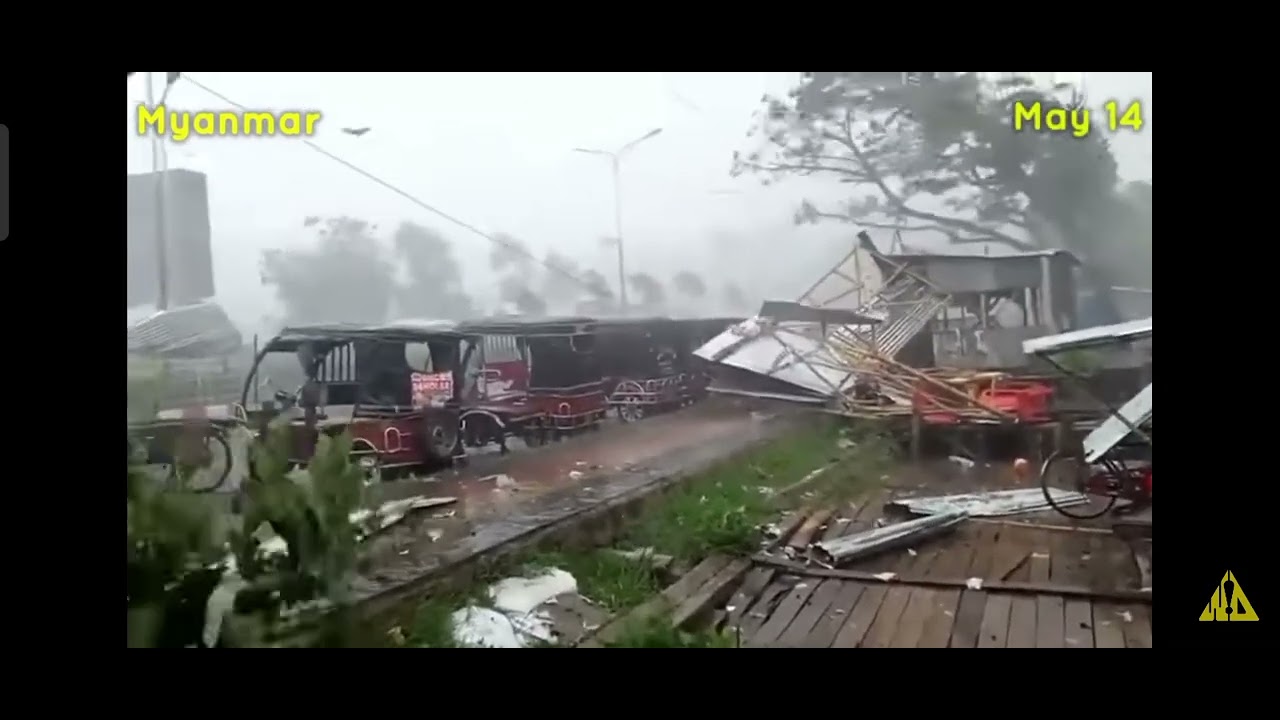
127, 302, 242, 358
1083, 382, 1153, 462
1022, 317, 1152, 355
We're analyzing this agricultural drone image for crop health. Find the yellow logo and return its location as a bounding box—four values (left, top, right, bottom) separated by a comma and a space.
1199, 571, 1259, 622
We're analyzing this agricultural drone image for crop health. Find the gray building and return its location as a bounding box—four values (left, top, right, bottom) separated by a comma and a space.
859, 236, 1082, 369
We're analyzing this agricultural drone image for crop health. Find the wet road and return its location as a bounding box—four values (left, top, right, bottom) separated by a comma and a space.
352, 399, 803, 613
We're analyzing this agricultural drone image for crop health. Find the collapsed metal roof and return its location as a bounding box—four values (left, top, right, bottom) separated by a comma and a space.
126, 302, 243, 358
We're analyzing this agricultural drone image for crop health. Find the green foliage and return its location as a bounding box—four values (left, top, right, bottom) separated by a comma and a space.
232, 424, 367, 610
126, 463, 226, 647
126, 468, 224, 607
626, 421, 847, 560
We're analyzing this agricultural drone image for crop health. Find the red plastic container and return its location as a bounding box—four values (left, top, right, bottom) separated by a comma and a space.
977, 381, 1054, 422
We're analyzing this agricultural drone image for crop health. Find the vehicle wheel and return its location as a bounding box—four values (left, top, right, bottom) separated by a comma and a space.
426, 422, 460, 460
523, 418, 548, 447
1039, 450, 1118, 520
618, 399, 645, 423
353, 453, 382, 484
174, 430, 234, 494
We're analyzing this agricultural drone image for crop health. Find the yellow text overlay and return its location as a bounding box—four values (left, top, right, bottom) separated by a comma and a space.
136, 105, 322, 142
1011, 99, 1145, 138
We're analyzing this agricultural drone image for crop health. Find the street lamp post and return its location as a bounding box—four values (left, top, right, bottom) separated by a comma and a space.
573, 127, 663, 314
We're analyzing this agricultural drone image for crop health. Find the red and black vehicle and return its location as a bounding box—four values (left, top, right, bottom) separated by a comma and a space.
456, 316, 608, 450
594, 317, 739, 422
239, 322, 473, 477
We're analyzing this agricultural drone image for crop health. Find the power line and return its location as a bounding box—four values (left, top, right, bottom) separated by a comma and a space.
179, 75, 601, 295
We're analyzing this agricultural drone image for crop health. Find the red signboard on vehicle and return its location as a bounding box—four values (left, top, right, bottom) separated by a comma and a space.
412, 371, 454, 409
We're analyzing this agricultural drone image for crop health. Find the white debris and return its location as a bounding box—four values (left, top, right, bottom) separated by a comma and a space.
837, 438, 856, 450
948, 455, 976, 470
479, 473, 517, 489
966, 577, 984, 590
202, 572, 248, 648
426, 529, 444, 543
872, 572, 898, 582
451, 606, 529, 648
568, 470, 585, 481
451, 568, 578, 648
907, 548, 918, 557
489, 569, 577, 614
1117, 610, 1134, 623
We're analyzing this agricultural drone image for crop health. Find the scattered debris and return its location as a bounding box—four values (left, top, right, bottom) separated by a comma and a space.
451, 568, 579, 648
887, 488, 1088, 518
948, 455, 976, 471
568, 470, 585, 481
788, 509, 835, 550
479, 473, 517, 489
965, 577, 984, 590
813, 510, 967, 566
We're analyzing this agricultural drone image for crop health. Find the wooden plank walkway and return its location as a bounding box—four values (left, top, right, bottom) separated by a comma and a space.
726, 488, 1152, 648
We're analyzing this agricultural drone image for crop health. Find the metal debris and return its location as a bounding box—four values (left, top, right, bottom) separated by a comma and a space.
966, 577, 984, 590
813, 510, 968, 566
887, 488, 1088, 518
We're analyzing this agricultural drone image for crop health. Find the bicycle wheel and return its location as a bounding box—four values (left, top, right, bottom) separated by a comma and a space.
1039, 450, 1117, 520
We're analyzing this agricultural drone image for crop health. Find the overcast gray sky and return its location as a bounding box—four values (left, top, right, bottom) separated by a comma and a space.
125, 72, 1151, 331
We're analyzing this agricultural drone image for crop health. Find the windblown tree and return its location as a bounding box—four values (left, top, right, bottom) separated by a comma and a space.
673, 271, 707, 300
734, 72, 1150, 319
627, 272, 667, 312
392, 221, 476, 320
261, 217, 396, 325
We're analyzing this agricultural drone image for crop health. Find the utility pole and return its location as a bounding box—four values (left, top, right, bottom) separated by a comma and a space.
144, 72, 181, 310
573, 127, 663, 315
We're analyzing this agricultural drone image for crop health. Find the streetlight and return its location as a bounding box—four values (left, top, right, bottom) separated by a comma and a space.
573, 127, 663, 313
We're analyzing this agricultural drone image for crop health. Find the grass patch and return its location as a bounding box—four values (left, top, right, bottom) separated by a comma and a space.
604, 612, 737, 648
524, 549, 660, 613
624, 418, 893, 561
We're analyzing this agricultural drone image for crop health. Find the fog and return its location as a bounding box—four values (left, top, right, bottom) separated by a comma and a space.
125, 72, 1151, 335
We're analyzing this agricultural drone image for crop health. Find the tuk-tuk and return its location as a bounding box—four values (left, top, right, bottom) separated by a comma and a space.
455, 316, 608, 450
239, 322, 473, 476
594, 317, 740, 422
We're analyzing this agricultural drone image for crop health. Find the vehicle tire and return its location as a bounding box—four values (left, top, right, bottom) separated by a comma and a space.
352, 453, 382, 484
617, 398, 645, 423
425, 421, 460, 461
1039, 450, 1117, 520
523, 418, 548, 447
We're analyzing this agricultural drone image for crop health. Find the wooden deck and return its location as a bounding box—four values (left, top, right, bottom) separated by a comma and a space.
724, 489, 1152, 648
